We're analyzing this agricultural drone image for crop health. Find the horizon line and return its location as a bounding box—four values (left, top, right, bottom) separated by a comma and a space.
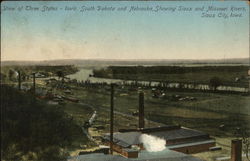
2, 57, 249, 62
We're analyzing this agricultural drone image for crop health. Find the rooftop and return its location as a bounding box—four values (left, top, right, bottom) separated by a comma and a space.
148, 127, 209, 141
102, 126, 211, 147
68, 149, 203, 161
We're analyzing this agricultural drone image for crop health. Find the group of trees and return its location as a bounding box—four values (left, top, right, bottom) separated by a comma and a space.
93, 66, 247, 91
7, 69, 29, 81
103, 66, 248, 75
1, 65, 78, 82
1, 85, 81, 161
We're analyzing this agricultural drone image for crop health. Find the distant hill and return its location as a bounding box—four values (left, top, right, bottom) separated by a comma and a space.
1, 58, 249, 66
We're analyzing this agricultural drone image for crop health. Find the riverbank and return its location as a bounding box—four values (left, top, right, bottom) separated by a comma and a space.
92, 65, 249, 88
68, 67, 249, 93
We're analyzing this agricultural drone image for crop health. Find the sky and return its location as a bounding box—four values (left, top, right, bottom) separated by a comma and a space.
1, 1, 249, 61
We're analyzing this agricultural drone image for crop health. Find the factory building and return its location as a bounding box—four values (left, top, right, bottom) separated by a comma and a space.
101, 125, 215, 155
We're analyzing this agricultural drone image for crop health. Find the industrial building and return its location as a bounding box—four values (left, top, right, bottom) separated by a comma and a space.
101, 91, 215, 156
102, 125, 215, 155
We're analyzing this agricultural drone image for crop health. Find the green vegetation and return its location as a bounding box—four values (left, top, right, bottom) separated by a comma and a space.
69, 85, 250, 137
209, 77, 222, 91
1, 85, 89, 161
1, 64, 250, 161
93, 66, 249, 87
1, 65, 78, 83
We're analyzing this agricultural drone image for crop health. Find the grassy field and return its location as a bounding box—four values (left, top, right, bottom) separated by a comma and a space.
61, 84, 250, 160
51, 83, 250, 137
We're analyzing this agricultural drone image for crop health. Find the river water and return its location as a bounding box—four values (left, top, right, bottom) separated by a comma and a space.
68, 68, 249, 93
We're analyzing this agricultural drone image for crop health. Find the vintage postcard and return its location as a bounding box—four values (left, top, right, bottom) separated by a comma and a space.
1, 1, 249, 161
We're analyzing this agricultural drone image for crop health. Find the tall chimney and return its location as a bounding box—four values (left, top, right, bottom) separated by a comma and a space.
231, 139, 242, 161
18, 71, 21, 91
139, 92, 144, 129
110, 83, 114, 154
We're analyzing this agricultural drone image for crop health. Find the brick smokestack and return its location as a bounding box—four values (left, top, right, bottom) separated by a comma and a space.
231, 139, 242, 161
139, 92, 144, 129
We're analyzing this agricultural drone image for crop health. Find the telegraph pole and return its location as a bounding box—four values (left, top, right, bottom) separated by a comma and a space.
110, 83, 114, 154
139, 91, 145, 129
248, 53, 250, 93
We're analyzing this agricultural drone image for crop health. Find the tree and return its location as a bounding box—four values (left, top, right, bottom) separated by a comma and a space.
209, 77, 222, 91
0, 73, 6, 82
56, 71, 64, 79
8, 69, 15, 81
56, 71, 65, 83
